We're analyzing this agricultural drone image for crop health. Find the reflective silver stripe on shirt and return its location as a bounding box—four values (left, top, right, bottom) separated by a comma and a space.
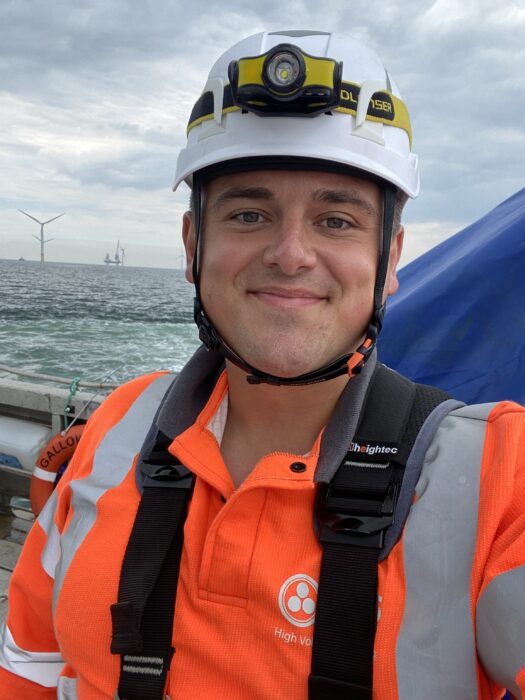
396, 403, 494, 699
57, 675, 79, 699
37, 488, 58, 537
35, 489, 62, 578
42, 518, 61, 579
53, 374, 174, 614
0, 622, 64, 687
476, 564, 525, 699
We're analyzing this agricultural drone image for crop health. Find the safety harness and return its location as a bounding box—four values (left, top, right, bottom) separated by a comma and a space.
110, 364, 451, 699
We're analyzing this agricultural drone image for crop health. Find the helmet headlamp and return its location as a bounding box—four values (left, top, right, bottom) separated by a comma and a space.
228, 43, 342, 116
263, 47, 304, 93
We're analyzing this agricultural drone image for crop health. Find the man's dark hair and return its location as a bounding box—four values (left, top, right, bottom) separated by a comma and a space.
393, 189, 409, 233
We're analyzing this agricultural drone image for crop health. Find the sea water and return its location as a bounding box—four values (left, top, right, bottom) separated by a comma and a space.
0, 259, 201, 385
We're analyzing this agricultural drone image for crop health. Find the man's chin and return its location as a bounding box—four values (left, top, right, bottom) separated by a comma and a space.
221, 334, 354, 381
241, 354, 328, 381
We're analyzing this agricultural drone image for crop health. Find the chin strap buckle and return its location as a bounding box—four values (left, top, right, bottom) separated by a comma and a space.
347, 328, 377, 378
194, 298, 220, 351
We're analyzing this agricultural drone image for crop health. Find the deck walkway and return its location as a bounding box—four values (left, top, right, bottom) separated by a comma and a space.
0, 510, 32, 625
0, 540, 22, 623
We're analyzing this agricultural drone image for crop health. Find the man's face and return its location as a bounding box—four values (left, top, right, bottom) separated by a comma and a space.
183, 169, 403, 378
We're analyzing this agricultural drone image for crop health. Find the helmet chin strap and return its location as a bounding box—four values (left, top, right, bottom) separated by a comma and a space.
191, 173, 396, 387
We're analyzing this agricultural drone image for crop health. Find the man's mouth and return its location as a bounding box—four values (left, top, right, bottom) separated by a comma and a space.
249, 286, 327, 309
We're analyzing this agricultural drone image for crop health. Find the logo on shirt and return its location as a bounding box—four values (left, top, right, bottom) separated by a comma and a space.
349, 441, 398, 456
278, 574, 318, 627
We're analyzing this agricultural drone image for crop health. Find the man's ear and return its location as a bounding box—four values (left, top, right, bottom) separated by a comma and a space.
384, 226, 404, 298
182, 211, 196, 283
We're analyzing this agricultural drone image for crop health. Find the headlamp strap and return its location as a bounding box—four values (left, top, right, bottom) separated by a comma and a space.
187, 79, 412, 146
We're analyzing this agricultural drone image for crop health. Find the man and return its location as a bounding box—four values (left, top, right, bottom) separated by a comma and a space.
1, 30, 524, 700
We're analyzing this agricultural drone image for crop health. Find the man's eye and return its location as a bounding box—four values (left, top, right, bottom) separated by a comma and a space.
236, 211, 262, 224
325, 217, 348, 229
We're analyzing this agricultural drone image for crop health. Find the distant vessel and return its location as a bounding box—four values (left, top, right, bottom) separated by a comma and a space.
18, 257, 26, 262
104, 240, 125, 265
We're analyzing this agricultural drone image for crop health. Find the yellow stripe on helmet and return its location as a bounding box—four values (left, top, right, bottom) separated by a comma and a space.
187, 85, 412, 147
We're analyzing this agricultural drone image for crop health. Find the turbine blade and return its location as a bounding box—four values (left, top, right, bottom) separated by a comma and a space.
18, 209, 42, 224
42, 213, 65, 225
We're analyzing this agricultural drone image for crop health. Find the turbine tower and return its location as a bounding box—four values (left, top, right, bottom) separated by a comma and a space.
18, 210, 65, 262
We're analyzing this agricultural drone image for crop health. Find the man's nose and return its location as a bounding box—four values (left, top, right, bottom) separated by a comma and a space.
261, 219, 317, 275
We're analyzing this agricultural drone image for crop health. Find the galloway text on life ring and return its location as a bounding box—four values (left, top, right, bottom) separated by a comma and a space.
30, 424, 85, 516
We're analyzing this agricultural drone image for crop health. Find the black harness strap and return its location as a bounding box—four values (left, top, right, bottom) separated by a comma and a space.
309, 365, 450, 699
110, 366, 449, 700
111, 431, 194, 700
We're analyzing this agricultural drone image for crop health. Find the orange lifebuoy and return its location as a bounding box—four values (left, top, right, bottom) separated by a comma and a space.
30, 424, 85, 516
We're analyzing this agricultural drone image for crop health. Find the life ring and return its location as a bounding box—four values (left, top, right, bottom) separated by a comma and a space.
30, 424, 85, 516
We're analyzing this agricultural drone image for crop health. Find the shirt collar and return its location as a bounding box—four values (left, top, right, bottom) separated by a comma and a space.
156, 345, 377, 483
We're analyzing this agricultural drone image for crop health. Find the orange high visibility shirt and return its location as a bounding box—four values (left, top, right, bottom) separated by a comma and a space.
1, 356, 525, 699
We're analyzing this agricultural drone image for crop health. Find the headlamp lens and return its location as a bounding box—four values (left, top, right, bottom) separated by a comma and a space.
266, 51, 301, 90
227, 43, 341, 116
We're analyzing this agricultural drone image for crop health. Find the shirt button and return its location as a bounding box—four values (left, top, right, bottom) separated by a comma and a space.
290, 462, 307, 473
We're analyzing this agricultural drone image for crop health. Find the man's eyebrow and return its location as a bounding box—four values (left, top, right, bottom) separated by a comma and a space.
212, 186, 274, 208
313, 188, 377, 216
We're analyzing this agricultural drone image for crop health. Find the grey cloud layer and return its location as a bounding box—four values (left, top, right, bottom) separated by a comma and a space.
1, 0, 524, 265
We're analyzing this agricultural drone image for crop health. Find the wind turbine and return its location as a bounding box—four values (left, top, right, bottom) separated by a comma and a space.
119, 244, 127, 266
18, 210, 65, 263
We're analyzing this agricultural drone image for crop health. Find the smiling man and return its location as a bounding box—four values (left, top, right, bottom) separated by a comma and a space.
1, 31, 525, 700
184, 169, 402, 487
190, 172, 394, 379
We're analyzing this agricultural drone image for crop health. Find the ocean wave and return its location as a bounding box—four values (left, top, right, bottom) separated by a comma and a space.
1, 260, 201, 382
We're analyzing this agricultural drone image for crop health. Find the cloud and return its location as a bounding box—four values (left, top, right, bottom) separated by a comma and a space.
1, 0, 524, 267
400, 220, 459, 267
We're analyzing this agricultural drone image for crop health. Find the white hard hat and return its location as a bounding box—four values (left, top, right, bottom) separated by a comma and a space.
174, 30, 419, 197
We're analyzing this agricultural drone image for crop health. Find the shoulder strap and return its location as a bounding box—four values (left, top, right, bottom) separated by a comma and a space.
109, 366, 449, 700
309, 365, 450, 699
111, 430, 195, 700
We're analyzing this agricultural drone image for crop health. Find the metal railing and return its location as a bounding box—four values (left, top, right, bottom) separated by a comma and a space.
0, 364, 119, 389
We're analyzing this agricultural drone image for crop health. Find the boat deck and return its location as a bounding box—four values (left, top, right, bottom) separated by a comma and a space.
0, 510, 32, 625
0, 371, 111, 625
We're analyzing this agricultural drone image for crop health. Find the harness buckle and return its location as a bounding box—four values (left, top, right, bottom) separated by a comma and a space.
141, 459, 194, 488
316, 480, 398, 549
114, 695, 172, 700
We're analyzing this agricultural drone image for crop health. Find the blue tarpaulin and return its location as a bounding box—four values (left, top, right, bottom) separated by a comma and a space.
379, 188, 525, 405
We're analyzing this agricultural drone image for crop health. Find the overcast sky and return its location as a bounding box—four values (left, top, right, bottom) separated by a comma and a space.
1, 0, 523, 268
